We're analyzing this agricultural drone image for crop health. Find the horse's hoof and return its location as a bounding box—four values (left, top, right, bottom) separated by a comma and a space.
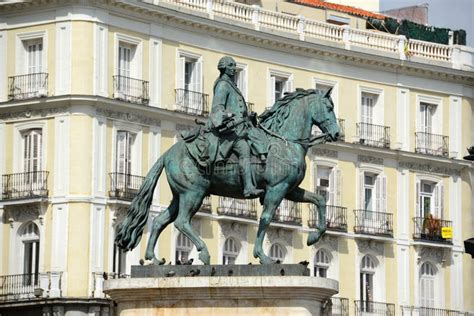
153, 257, 166, 265
307, 230, 325, 246
199, 250, 211, 265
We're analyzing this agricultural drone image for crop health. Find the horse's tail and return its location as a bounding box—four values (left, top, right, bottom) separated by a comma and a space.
115, 151, 167, 251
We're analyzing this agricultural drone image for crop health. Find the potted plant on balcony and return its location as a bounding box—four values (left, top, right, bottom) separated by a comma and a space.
422, 214, 441, 240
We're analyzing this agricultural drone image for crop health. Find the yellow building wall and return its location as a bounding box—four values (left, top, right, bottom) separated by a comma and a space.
71, 22, 94, 95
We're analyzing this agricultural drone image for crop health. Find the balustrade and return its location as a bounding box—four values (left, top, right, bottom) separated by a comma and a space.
113, 75, 149, 105
415, 132, 449, 157
2, 171, 49, 200
356, 122, 390, 148
354, 209, 393, 237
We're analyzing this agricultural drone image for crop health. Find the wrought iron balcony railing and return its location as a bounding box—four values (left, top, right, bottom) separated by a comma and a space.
312, 118, 345, 141
199, 196, 212, 213
356, 122, 390, 148
8, 73, 48, 100
0, 272, 62, 301
308, 205, 347, 232
415, 132, 449, 157
413, 217, 453, 244
331, 297, 350, 316
109, 172, 145, 201
273, 199, 302, 225
355, 300, 395, 315
217, 197, 257, 220
354, 209, 393, 237
2, 171, 49, 201
401, 306, 468, 316
113, 75, 149, 105
175, 88, 209, 116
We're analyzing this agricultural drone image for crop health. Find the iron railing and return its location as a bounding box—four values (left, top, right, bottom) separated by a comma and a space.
313, 118, 345, 141
109, 172, 145, 201
330, 297, 350, 316
217, 197, 257, 220
413, 217, 453, 244
354, 209, 393, 237
199, 196, 212, 213
2, 171, 49, 200
175, 88, 209, 116
355, 300, 395, 316
415, 132, 449, 157
356, 122, 390, 148
113, 75, 149, 104
401, 306, 468, 316
8, 73, 48, 100
273, 199, 302, 225
309, 205, 347, 232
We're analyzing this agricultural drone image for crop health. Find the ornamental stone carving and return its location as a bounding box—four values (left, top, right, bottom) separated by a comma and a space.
96, 108, 161, 127
417, 246, 446, 265
356, 239, 384, 256
313, 148, 338, 159
358, 155, 383, 165
0, 107, 68, 121
266, 228, 292, 246
219, 222, 247, 241
318, 235, 338, 251
6, 205, 45, 227
398, 161, 460, 177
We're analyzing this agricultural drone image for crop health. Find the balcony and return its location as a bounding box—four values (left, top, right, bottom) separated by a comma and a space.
273, 199, 302, 225
312, 118, 345, 141
308, 205, 348, 232
354, 209, 393, 237
355, 300, 395, 315
331, 297, 350, 316
175, 88, 209, 116
401, 306, 467, 316
109, 172, 145, 201
113, 75, 149, 105
199, 196, 212, 214
415, 132, 449, 157
413, 217, 453, 244
356, 122, 390, 148
0, 272, 62, 302
217, 197, 257, 220
8, 73, 48, 100
2, 171, 49, 201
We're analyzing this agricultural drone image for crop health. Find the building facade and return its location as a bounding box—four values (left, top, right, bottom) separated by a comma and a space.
0, 0, 473, 315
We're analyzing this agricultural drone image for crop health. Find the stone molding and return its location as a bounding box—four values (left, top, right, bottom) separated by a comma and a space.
356, 239, 384, 256
398, 161, 460, 176
219, 222, 247, 241
313, 148, 338, 159
358, 155, 383, 165
96, 108, 161, 127
0, 107, 68, 121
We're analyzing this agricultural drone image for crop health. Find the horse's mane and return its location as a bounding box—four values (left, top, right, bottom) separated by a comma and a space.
259, 88, 320, 133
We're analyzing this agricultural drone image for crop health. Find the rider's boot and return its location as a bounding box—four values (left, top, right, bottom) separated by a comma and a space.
241, 158, 264, 198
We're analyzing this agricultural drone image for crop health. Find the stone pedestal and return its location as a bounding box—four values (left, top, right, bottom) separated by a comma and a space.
104, 270, 338, 315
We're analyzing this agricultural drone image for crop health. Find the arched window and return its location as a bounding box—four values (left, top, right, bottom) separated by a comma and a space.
19, 222, 40, 286
223, 238, 240, 265
360, 255, 377, 311
420, 262, 436, 308
269, 243, 285, 262
175, 232, 193, 264
314, 249, 331, 277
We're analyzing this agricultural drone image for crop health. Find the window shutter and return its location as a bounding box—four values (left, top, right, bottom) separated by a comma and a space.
177, 56, 185, 90
434, 182, 444, 218
286, 77, 294, 94
238, 69, 247, 98
359, 171, 365, 209
33, 131, 42, 172
381, 174, 387, 213
329, 168, 335, 206
270, 76, 276, 108
335, 168, 342, 207
416, 180, 421, 218
375, 175, 381, 213
116, 131, 126, 174
126, 133, 134, 175
195, 59, 203, 93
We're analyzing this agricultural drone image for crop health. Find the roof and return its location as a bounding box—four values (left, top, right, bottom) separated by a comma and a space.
292, 0, 386, 19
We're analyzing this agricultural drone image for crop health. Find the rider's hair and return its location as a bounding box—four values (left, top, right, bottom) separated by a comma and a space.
217, 56, 235, 73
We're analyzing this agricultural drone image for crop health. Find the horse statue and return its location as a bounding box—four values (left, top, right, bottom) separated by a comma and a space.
115, 88, 341, 264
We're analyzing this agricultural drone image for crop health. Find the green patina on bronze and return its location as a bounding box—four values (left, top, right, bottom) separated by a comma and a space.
115, 56, 341, 265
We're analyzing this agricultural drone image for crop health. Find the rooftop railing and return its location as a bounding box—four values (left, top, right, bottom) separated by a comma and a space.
356, 122, 390, 149
217, 197, 257, 220
355, 300, 395, 316
2, 171, 49, 201
415, 132, 449, 157
8, 73, 48, 100
273, 199, 302, 225
308, 205, 347, 232
354, 209, 393, 237
109, 172, 145, 201
113, 75, 149, 105
413, 217, 453, 244
156, 0, 459, 65
175, 88, 209, 116
401, 306, 468, 316
199, 196, 212, 213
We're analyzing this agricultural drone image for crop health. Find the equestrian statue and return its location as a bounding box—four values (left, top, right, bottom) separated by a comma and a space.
115, 56, 341, 265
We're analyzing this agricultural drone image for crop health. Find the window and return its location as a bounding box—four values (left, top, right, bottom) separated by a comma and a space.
269, 243, 285, 262
419, 103, 435, 134
420, 262, 435, 308
359, 172, 386, 213
223, 238, 240, 265
116, 131, 136, 176
363, 174, 375, 212
233, 65, 247, 99
361, 92, 376, 125
112, 243, 126, 276
176, 232, 193, 264
315, 83, 333, 96
269, 70, 293, 108
314, 249, 330, 277
416, 180, 444, 219
24, 39, 43, 75
19, 222, 40, 286
22, 129, 42, 174
360, 255, 376, 307
177, 52, 203, 113
315, 165, 341, 206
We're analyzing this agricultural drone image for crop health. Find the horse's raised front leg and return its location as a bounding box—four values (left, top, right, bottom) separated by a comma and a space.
145, 195, 179, 264
254, 185, 287, 264
174, 192, 211, 265
286, 187, 326, 246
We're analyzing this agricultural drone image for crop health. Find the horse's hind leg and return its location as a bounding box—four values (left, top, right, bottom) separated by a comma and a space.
285, 187, 326, 246
145, 195, 179, 263
174, 192, 211, 265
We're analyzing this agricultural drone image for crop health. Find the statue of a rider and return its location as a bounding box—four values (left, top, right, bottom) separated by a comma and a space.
209, 56, 268, 198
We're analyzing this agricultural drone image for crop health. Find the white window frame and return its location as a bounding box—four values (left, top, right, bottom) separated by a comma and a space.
416, 95, 443, 135
314, 248, 331, 278
235, 62, 248, 100
269, 243, 286, 262
358, 86, 384, 126
115, 34, 142, 80
176, 49, 203, 92
313, 161, 342, 207
223, 237, 240, 265
175, 232, 194, 264
16, 31, 48, 75
13, 121, 47, 173
313, 78, 339, 116
268, 69, 293, 108
171, 221, 201, 264
419, 261, 436, 308
356, 253, 385, 304
415, 175, 444, 220
111, 122, 142, 177
357, 166, 386, 213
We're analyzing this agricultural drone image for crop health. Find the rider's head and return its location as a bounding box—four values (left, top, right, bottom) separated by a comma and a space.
218, 56, 236, 78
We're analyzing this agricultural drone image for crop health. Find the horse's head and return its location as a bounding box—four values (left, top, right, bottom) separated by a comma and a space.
311, 88, 341, 141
